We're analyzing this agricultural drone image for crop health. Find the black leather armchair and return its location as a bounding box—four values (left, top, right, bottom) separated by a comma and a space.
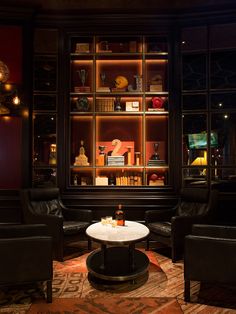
20, 188, 93, 261
184, 224, 236, 302
145, 188, 218, 262
0, 224, 53, 303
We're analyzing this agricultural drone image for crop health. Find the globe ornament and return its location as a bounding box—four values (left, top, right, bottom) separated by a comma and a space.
115, 76, 128, 89
152, 97, 165, 109
0, 60, 10, 83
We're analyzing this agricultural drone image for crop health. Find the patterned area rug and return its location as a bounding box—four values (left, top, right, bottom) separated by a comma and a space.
0, 249, 183, 313
1, 249, 236, 313
28, 297, 182, 313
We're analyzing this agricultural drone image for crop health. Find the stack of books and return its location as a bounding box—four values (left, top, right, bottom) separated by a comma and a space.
148, 159, 166, 166
148, 107, 165, 111
74, 86, 91, 93
111, 87, 127, 92
75, 43, 90, 53
107, 156, 125, 166
96, 87, 110, 92
149, 84, 162, 92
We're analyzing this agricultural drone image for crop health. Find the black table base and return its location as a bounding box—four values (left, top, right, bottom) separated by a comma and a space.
86, 247, 149, 291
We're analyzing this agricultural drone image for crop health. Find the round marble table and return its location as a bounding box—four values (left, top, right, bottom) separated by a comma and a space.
86, 221, 150, 291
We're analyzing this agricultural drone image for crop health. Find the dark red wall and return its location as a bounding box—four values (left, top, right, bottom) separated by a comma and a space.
0, 26, 23, 189
0, 117, 22, 189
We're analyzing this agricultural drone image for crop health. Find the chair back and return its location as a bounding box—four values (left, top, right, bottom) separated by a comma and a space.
177, 188, 217, 217
21, 188, 63, 222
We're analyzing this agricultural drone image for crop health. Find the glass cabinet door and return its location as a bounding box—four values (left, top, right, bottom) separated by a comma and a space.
69, 35, 170, 187
32, 28, 58, 187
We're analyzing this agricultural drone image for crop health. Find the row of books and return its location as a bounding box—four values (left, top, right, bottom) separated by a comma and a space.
96, 98, 114, 112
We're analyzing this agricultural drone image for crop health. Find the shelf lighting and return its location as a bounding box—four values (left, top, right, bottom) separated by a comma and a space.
0, 60, 21, 116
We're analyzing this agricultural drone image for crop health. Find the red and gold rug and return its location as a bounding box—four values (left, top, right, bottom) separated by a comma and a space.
0, 249, 184, 313
28, 297, 182, 314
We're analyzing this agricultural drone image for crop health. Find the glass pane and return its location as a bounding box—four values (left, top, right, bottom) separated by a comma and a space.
71, 169, 93, 186
182, 94, 206, 111
182, 168, 208, 188
211, 113, 236, 166
71, 36, 94, 53
182, 54, 207, 91
181, 27, 207, 52
145, 36, 168, 53
32, 168, 57, 188
210, 24, 236, 49
33, 114, 57, 166
182, 114, 207, 166
96, 36, 142, 53
34, 94, 57, 111
146, 169, 168, 186
96, 115, 142, 165
34, 56, 57, 91
210, 51, 236, 89
211, 92, 236, 110
95, 168, 143, 186
211, 168, 236, 183
71, 60, 93, 93
71, 116, 93, 167
34, 28, 58, 54
146, 115, 168, 166
145, 58, 168, 92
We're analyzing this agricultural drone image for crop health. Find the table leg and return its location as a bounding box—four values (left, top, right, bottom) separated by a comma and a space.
100, 243, 107, 270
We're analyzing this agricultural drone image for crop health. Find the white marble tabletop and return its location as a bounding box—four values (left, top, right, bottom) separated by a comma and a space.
86, 220, 149, 244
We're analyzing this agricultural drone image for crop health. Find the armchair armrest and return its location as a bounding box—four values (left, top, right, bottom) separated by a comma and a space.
26, 212, 63, 227
62, 208, 93, 222
192, 224, 236, 239
145, 207, 177, 223
24, 213, 63, 245
0, 224, 49, 238
0, 236, 53, 283
171, 215, 208, 239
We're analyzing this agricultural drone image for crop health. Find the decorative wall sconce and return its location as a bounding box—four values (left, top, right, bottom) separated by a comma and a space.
0, 60, 20, 115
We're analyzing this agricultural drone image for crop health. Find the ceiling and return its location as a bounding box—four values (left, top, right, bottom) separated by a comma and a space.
1, 0, 236, 14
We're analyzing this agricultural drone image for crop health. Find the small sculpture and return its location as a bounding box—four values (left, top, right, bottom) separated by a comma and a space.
74, 140, 90, 166
100, 72, 106, 86
114, 96, 122, 111
77, 69, 87, 87
76, 96, 89, 111
151, 142, 160, 160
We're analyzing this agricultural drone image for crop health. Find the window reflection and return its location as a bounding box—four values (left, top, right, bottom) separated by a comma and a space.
33, 114, 57, 166
182, 114, 207, 166
211, 113, 236, 166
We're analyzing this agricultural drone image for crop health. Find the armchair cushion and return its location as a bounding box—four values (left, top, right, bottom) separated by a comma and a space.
63, 221, 90, 235
148, 222, 171, 237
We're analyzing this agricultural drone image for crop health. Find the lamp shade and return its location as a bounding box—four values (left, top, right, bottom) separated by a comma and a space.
0, 60, 10, 83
